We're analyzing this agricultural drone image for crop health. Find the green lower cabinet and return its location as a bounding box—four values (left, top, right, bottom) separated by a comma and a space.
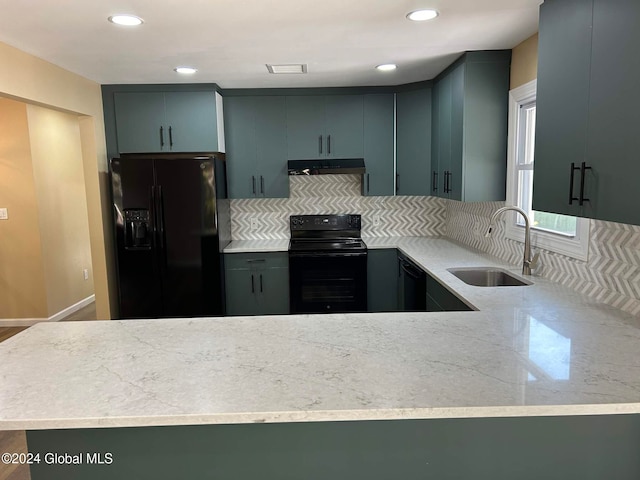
224, 253, 289, 316
27, 415, 640, 480
426, 274, 472, 312
255, 263, 289, 315
367, 249, 398, 312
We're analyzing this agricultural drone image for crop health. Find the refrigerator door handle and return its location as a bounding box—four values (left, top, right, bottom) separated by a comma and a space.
157, 185, 166, 250
150, 186, 157, 246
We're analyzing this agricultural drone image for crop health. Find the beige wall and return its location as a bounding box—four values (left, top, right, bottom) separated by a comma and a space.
0, 98, 49, 318
0, 40, 116, 319
510, 33, 538, 89
27, 105, 95, 316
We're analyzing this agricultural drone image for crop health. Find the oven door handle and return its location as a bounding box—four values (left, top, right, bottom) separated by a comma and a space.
289, 252, 367, 259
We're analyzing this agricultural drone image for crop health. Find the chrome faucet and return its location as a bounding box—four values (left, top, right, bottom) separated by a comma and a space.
485, 206, 539, 275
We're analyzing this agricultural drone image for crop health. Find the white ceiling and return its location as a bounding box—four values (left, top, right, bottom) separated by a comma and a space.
0, 0, 542, 88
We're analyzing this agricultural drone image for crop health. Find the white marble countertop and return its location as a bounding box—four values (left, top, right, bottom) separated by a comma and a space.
1, 237, 639, 430
224, 239, 290, 253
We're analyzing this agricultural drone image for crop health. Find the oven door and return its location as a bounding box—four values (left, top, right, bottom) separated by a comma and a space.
289, 251, 367, 314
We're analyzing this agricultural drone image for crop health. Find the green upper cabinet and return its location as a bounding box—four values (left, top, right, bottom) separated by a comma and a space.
362, 94, 395, 196
534, 0, 640, 226
533, 0, 592, 219
396, 87, 432, 196
285, 95, 364, 159
113, 91, 222, 153
224, 95, 288, 199
324, 95, 365, 158
432, 52, 510, 202
432, 75, 452, 198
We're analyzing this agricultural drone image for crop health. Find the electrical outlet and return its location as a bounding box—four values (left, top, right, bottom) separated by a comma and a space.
83, 268, 89, 280
250, 217, 259, 231
373, 215, 381, 227
0, 208, 8, 220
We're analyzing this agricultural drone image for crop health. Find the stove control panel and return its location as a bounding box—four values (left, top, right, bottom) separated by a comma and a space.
290, 214, 361, 231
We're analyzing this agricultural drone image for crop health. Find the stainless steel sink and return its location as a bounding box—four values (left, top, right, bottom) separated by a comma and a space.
447, 267, 533, 287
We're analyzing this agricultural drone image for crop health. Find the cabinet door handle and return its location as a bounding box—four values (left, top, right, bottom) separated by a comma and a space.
319, 135, 323, 154
432, 171, 438, 192
569, 162, 580, 205
260, 175, 265, 195
445, 171, 452, 193
252, 176, 256, 195
168, 126, 173, 148
259, 274, 263, 293
395, 174, 399, 193
327, 135, 331, 155
251, 274, 255, 294
579, 161, 592, 206
367, 173, 370, 194
159, 126, 165, 148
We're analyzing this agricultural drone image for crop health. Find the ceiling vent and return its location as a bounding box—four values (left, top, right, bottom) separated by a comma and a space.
266, 64, 308, 74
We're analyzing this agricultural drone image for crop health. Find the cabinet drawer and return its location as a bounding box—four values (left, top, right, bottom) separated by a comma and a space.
225, 252, 288, 270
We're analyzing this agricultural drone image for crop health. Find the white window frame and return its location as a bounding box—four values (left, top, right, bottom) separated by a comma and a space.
505, 79, 590, 261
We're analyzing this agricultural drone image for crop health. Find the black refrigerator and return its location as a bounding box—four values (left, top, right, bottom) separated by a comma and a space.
110, 153, 231, 319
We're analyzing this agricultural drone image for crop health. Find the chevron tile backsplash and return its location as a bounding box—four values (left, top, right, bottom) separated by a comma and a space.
230, 176, 639, 316
230, 175, 446, 240
445, 200, 640, 316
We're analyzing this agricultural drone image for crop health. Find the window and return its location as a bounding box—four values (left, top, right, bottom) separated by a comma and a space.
505, 80, 589, 261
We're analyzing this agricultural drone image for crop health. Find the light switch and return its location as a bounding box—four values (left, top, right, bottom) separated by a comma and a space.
0, 208, 8, 220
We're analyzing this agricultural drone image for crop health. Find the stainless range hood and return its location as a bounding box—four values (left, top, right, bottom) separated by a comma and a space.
288, 158, 366, 175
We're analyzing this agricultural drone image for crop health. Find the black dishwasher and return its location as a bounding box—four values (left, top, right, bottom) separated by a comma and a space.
397, 252, 426, 311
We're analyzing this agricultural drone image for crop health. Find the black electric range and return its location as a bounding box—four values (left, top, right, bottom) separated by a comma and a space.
288, 214, 368, 313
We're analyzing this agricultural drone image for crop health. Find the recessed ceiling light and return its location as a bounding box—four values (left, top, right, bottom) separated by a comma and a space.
406, 9, 439, 21
174, 67, 198, 74
376, 64, 397, 72
108, 14, 144, 26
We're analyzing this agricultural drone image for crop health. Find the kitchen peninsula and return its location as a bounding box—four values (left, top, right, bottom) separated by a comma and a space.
2, 238, 639, 479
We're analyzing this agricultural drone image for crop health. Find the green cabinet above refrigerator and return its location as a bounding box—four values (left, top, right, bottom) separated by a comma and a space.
113, 90, 224, 154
